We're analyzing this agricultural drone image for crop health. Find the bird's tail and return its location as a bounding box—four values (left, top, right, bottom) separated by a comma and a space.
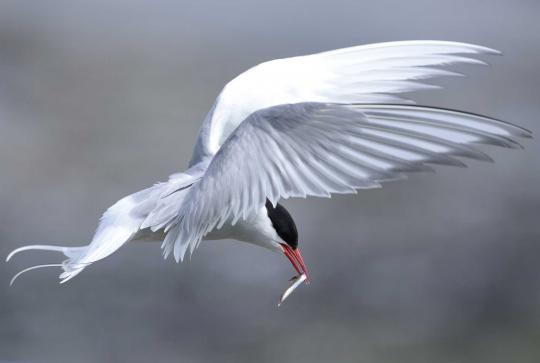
6, 185, 159, 285
6, 163, 207, 285
6, 245, 90, 285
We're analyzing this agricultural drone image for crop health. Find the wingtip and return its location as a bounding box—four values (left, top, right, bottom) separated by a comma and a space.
476, 153, 495, 163
517, 127, 534, 139
452, 41, 501, 55
478, 46, 502, 56
484, 47, 503, 56
424, 40, 502, 55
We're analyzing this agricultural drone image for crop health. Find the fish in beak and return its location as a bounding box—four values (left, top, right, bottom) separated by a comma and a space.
280, 243, 310, 282
278, 243, 310, 306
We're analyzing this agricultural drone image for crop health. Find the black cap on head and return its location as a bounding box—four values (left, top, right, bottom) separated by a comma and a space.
265, 199, 298, 249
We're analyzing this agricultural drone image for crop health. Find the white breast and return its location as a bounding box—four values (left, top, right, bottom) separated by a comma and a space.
203, 205, 282, 253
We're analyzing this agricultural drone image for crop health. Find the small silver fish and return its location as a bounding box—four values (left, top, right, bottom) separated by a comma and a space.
278, 273, 307, 306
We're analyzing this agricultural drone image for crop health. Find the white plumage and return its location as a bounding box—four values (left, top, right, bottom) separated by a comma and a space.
6, 40, 531, 285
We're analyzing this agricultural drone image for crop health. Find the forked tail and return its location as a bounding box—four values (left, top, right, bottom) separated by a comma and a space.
5, 185, 157, 284
6, 164, 205, 285
6, 245, 89, 285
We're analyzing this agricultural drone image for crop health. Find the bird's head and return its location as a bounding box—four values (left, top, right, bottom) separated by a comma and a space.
265, 200, 310, 282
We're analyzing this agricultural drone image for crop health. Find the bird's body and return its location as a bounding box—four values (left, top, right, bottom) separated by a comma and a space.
135, 204, 283, 251
203, 204, 282, 253
7, 40, 531, 290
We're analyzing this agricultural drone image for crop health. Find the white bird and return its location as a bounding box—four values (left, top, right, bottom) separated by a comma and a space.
7, 41, 531, 296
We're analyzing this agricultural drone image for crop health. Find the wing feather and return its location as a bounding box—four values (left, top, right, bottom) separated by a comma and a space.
191, 41, 501, 162
164, 103, 530, 261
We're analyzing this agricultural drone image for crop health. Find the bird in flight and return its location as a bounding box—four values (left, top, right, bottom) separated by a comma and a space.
7, 41, 531, 304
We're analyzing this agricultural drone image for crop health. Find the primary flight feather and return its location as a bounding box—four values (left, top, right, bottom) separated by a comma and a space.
7, 41, 531, 296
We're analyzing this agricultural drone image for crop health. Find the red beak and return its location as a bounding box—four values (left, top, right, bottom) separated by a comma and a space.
281, 244, 310, 283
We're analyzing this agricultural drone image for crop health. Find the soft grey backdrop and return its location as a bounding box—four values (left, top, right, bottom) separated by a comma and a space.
1, 1, 539, 362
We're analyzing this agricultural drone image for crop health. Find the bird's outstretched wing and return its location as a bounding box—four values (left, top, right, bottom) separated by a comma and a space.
191, 41, 501, 162
164, 102, 531, 261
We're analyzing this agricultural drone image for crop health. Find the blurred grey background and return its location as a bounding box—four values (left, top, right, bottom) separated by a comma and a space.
1, 0, 539, 362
